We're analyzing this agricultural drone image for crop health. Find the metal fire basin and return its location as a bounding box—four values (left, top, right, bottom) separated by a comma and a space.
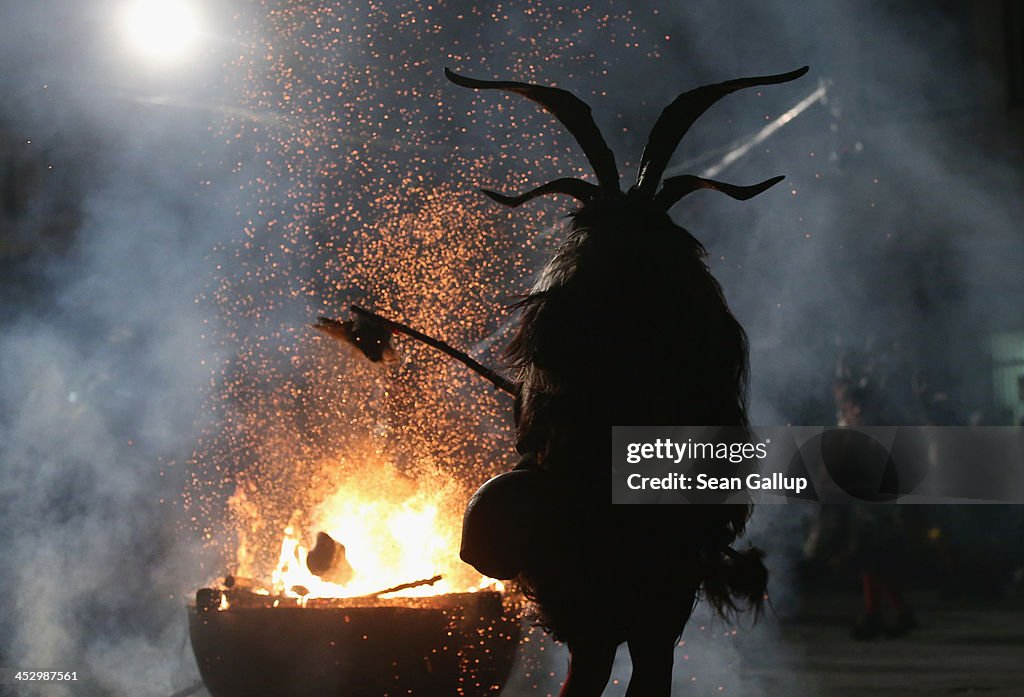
188, 590, 521, 697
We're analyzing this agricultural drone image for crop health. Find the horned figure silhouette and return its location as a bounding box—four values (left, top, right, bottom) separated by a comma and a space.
318, 64, 807, 697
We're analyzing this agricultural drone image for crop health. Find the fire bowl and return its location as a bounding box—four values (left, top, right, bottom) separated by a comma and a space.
188, 589, 521, 697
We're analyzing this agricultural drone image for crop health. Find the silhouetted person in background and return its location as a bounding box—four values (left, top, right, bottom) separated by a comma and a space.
834, 349, 917, 640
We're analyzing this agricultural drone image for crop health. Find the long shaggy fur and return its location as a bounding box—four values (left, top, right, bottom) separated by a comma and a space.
505, 196, 767, 640
446, 66, 805, 692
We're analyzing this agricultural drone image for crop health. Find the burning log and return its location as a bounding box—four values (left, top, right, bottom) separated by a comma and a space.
304, 531, 354, 585
195, 588, 224, 613
222, 574, 256, 591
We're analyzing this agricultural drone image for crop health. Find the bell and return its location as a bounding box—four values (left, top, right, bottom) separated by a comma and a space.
460, 468, 548, 580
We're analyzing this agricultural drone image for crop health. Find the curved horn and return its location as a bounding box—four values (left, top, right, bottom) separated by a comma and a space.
654, 175, 785, 210
445, 68, 620, 192
636, 66, 808, 195
480, 178, 600, 208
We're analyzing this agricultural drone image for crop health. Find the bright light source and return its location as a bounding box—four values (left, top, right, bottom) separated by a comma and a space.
119, 0, 201, 64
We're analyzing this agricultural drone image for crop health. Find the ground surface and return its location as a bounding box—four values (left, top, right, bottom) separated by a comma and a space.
737, 592, 1024, 697
498, 591, 1024, 697
180, 591, 1024, 697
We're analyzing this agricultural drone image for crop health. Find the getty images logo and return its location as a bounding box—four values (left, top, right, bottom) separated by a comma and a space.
610, 425, 1015, 504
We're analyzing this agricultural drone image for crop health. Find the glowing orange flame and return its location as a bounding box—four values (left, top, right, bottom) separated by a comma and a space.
252, 455, 499, 599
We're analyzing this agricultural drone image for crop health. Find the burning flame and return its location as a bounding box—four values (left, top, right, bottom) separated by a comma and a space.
260, 455, 497, 599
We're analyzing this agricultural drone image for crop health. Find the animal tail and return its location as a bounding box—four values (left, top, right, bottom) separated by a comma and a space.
701, 545, 768, 621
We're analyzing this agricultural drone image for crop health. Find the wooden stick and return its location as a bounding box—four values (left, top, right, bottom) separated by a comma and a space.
360, 574, 444, 598
350, 305, 517, 396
